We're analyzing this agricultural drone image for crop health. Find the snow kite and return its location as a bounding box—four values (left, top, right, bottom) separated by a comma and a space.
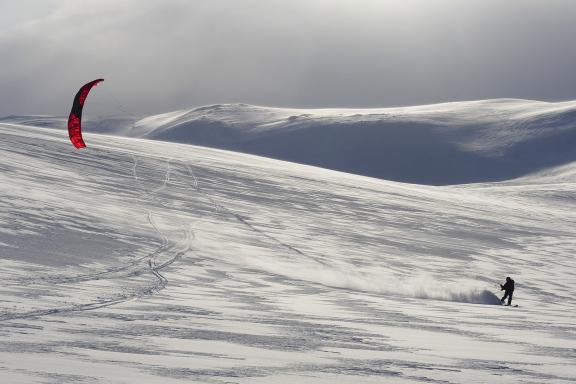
68, 79, 104, 149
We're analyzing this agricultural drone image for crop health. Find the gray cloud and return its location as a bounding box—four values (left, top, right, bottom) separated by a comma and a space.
1, 0, 576, 117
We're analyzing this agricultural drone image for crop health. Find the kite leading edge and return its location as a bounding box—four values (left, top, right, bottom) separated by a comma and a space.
68, 79, 104, 149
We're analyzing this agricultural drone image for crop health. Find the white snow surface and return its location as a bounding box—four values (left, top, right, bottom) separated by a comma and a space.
128, 99, 576, 184
1, 100, 576, 383
8, 98, 576, 185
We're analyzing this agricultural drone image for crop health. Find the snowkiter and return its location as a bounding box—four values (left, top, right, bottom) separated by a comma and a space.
500, 277, 515, 306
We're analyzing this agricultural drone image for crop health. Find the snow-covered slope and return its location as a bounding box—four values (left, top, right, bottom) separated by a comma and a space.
7, 98, 576, 185
1, 122, 575, 383
126, 99, 576, 184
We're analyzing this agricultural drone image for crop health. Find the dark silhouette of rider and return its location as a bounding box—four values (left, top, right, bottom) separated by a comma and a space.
500, 277, 515, 305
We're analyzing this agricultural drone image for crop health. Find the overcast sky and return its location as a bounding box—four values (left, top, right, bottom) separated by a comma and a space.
1, 0, 576, 116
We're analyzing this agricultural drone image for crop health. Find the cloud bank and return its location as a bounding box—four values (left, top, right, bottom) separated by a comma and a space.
2, 0, 576, 116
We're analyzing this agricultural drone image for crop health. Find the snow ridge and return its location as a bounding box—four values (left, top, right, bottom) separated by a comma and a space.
5, 98, 576, 185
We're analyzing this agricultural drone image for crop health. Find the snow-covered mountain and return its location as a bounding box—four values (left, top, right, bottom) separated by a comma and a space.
1, 100, 575, 383
7, 98, 576, 184
128, 99, 576, 184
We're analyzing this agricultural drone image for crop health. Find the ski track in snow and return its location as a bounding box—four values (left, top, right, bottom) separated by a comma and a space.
0, 148, 194, 321
181, 160, 329, 267
0, 123, 575, 383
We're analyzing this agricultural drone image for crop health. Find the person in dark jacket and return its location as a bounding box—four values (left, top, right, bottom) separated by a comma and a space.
500, 276, 515, 305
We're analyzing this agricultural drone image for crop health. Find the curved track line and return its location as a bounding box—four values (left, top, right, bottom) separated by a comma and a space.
10, 155, 178, 287
1, 155, 192, 322
181, 161, 328, 265
132, 155, 173, 197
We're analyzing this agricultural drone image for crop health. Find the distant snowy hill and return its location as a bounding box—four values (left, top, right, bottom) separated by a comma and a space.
4, 98, 576, 184
127, 99, 576, 184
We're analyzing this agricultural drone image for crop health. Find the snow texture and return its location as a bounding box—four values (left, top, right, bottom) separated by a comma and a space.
1, 99, 576, 383
9, 98, 576, 185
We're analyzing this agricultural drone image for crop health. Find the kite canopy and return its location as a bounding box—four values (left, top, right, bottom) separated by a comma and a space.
68, 79, 104, 149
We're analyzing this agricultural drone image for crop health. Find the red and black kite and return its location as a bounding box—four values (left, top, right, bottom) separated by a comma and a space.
68, 79, 104, 149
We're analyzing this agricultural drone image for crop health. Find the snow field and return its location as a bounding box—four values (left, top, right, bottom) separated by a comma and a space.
0, 110, 575, 383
